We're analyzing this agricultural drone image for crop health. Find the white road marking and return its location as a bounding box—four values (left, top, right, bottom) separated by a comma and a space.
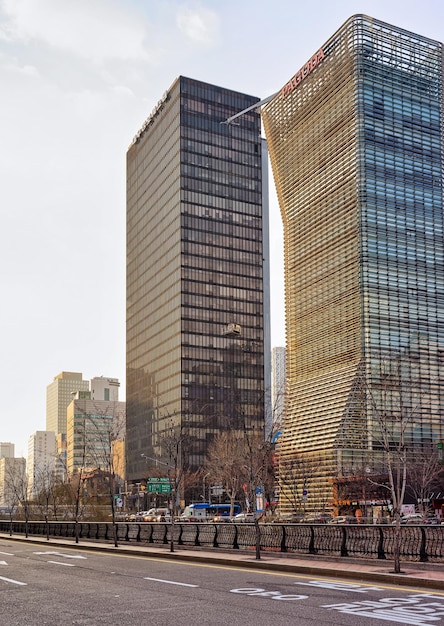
0, 561, 7, 566
144, 577, 198, 588
230, 588, 308, 601
323, 594, 444, 625
0, 576, 27, 586
0, 551, 14, 556
295, 580, 383, 593
33, 551, 86, 559
47, 561, 76, 567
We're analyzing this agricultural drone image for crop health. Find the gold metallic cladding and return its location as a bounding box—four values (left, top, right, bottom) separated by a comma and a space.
263, 14, 444, 511
262, 18, 361, 508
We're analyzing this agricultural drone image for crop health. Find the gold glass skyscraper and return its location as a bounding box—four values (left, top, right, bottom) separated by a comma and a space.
262, 15, 444, 510
126, 77, 269, 486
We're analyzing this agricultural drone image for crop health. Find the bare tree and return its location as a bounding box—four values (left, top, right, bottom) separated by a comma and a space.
4, 460, 29, 537
205, 427, 275, 560
33, 462, 60, 540
3, 475, 20, 537
405, 446, 444, 515
278, 453, 320, 517
76, 403, 126, 547
159, 420, 191, 553
205, 430, 247, 515
333, 455, 391, 522
359, 353, 439, 573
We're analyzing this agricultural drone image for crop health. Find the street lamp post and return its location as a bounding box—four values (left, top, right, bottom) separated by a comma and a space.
203, 472, 210, 504
141, 453, 177, 552
135, 482, 141, 513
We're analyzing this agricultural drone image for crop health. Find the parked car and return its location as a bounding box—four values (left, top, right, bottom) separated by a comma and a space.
399, 513, 427, 525
301, 513, 332, 524
233, 512, 255, 523
136, 511, 151, 521
142, 508, 158, 521
143, 508, 170, 522
126, 511, 149, 522
271, 513, 305, 523
213, 514, 234, 523
328, 516, 357, 524
154, 510, 171, 522
111, 512, 127, 521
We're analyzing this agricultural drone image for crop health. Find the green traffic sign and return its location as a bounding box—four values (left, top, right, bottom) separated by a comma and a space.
148, 482, 171, 494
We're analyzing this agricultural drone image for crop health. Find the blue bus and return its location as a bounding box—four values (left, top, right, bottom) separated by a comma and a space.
180, 502, 241, 522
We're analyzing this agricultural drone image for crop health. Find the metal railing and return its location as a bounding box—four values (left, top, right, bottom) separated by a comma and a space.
1, 521, 443, 562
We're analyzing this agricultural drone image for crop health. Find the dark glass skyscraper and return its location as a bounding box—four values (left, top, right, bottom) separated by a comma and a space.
126, 77, 270, 485
262, 15, 444, 511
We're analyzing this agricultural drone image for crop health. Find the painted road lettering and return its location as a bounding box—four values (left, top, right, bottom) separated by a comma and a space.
230, 588, 308, 601
323, 594, 444, 625
33, 551, 86, 559
231, 586, 444, 622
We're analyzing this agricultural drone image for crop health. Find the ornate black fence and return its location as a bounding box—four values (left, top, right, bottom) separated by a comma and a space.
1, 521, 443, 562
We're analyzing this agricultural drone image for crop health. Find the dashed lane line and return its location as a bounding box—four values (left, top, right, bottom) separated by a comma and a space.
144, 576, 199, 587
0, 576, 26, 586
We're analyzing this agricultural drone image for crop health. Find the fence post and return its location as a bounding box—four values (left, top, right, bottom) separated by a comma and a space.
233, 523, 239, 550
213, 524, 219, 548
341, 526, 348, 557
420, 527, 428, 562
280, 525, 287, 553
308, 526, 316, 554
377, 526, 386, 560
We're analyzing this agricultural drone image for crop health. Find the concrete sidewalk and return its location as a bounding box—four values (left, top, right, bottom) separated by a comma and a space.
3, 532, 444, 592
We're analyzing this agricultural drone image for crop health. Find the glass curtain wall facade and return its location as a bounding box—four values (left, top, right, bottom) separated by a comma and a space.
262, 15, 444, 511
126, 77, 268, 484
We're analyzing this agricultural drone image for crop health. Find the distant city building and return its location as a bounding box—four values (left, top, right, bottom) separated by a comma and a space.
271, 347, 286, 429
66, 392, 126, 478
262, 15, 444, 510
46, 372, 89, 436
126, 76, 270, 485
0, 457, 26, 507
0, 442, 15, 459
56, 433, 67, 481
90, 376, 120, 402
27, 431, 56, 499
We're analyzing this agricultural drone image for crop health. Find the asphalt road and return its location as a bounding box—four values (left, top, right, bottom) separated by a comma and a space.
1, 538, 444, 625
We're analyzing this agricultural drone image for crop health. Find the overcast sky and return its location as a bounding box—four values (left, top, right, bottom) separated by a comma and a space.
1, 0, 443, 456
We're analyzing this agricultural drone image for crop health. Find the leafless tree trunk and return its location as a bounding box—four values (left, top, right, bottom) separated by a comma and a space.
4, 461, 29, 537
405, 447, 444, 515
160, 420, 191, 553
364, 356, 421, 573
77, 404, 126, 547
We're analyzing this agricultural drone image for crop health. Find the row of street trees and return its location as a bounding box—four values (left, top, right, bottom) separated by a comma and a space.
3, 357, 443, 573
1, 402, 125, 546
